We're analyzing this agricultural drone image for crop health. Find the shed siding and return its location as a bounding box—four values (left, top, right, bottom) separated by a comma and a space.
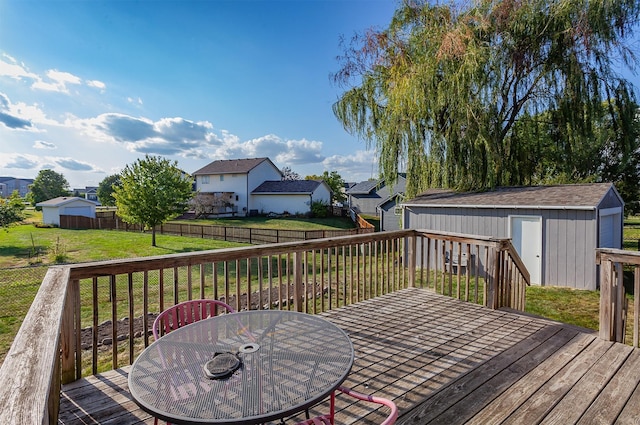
600, 189, 623, 210
252, 194, 310, 215
405, 206, 599, 289
379, 202, 402, 231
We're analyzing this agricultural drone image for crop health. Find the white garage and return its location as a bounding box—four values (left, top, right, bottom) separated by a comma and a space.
36, 196, 97, 226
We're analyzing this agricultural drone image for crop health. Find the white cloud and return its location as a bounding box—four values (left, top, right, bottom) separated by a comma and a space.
218, 134, 325, 165
0, 57, 38, 80
56, 157, 96, 171
1, 154, 39, 169
0, 153, 100, 173
87, 80, 106, 90
34, 140, 57, 149
32, 69, 82, 93
322, 150, 379, 182
0, 92, 60, 129
127, 96, 143, 105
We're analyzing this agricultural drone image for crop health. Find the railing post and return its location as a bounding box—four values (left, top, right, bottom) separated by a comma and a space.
408, 234, 416, 288
599, 257, 614, 341
293, 251, 304, 312
61, 278, 80, 383
487, 246, 501, 309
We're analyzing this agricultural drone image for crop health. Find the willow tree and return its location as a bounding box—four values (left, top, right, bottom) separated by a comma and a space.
114, 155, 193, 246
333, 0, 639, 197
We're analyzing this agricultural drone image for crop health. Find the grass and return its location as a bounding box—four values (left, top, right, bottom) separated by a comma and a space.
525, 286, 601, 330
3, 212, 640, 369
0, 223, 247, 268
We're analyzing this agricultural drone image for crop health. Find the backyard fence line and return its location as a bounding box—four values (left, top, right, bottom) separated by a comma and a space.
59, 214, 374, 244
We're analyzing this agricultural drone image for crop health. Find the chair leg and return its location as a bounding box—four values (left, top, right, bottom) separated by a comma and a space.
329, 390, 336, 425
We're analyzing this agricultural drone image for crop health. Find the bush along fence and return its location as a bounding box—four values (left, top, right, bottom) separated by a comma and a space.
59, 214, 374, 244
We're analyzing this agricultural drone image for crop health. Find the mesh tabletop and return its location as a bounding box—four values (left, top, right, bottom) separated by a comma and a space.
128, 310, 354, 425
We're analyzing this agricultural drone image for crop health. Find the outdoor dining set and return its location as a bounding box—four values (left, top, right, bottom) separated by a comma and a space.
128, 299, 398, 425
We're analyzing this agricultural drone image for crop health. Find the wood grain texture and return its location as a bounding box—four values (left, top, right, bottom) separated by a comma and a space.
56, 288, 639, 425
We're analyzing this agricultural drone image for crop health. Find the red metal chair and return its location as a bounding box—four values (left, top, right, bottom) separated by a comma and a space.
152, 298, 235, 339
151, 299, 235, 425
296, 386, 398, 425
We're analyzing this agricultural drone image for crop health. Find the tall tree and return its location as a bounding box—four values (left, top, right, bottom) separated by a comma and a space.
28, 169, 70, 208
113, 155, 193, 246
306, 171, 346, 204
333, 0, 639, 198
97, 174, 121, 206
281, 166, 301, 181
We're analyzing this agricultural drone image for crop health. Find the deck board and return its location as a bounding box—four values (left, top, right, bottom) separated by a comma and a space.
59, 287, 640, 425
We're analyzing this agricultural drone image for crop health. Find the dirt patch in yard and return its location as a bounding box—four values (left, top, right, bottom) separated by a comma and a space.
80, 283, 326, 350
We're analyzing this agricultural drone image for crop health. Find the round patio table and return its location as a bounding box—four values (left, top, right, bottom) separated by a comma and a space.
128, 310, 354, 425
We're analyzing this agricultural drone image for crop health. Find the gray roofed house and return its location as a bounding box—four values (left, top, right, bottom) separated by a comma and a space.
251, 180, 331, 216
346, 174, 407, 219
402, 183, 624, 290
192, 158, 280, 176
192, 158, 283, 217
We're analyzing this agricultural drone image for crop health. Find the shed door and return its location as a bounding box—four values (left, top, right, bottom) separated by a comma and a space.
599, 208, 622, 248
510, 216, 542, 285
64, 206, 92, 217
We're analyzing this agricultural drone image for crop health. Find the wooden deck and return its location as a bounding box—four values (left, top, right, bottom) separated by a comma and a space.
58, 288, 640, 424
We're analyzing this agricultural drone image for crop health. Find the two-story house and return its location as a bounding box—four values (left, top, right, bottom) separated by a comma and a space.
193, 158, 283, 217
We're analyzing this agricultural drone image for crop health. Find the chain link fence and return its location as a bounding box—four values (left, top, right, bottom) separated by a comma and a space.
0, 265, 49, 364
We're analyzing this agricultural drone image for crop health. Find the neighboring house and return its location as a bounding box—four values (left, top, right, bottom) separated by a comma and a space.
193, 158, 282, 217
346, 174, 406, 230
85, 187, 99, 203
73, 186, 100, 203
401, 183, 624, 290
0, 177, 33, 198
251, 180, 332, 215
37, 197, 97, 226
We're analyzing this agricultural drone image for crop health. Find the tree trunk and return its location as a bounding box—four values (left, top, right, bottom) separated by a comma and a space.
152, 227, 156, 247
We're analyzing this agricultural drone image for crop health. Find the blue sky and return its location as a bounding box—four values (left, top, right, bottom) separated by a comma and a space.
0, 0, 398, 189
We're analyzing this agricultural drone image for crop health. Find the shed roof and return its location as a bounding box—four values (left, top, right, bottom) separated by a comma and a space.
403, 183, 620, 210
252, 180, 326, 194
36, 197, 97, 207
192, 158, 280, 176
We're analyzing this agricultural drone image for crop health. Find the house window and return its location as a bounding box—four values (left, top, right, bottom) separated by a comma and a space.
201, 175, 210, 184
394, 206, 402, 216
220, 175, 224, 182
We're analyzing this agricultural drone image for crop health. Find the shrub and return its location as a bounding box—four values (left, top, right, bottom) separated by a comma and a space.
310, 201, 329, 218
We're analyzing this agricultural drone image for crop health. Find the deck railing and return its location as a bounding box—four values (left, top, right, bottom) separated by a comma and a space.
0, 229, 528, 424
596, 248, 640, 346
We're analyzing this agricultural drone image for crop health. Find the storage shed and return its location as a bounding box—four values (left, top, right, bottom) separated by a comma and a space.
402, 183, 624, 290
37, 196, 97, 226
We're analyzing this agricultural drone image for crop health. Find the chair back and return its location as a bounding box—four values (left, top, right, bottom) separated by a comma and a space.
153, 299, 235, 339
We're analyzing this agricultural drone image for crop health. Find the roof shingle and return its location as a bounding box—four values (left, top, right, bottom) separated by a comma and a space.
403, 183, 617, 209
193, 158, 275, 175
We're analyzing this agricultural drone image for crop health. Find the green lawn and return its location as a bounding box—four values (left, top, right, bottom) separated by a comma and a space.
0, 222, 248, 268
2, 212, 640, 365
